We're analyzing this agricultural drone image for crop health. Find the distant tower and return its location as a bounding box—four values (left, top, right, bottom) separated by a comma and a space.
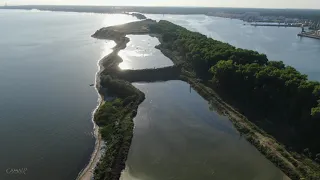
4, 2, 7, 6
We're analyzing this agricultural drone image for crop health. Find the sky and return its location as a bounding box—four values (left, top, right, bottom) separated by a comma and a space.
2, 0, 320, 9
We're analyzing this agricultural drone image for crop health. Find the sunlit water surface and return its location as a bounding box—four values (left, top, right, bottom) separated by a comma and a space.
2, 11, 318, 180
119, 35, 173, 70
117, 32, 291, 180
0, 10, 137, 180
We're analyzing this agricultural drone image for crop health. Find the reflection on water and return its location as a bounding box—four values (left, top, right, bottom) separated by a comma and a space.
121, 81, 289, 180
0, 10, 138, 180
119, 35, 173, 70
146, 14, 320, 81
101, 14, 139, 27
100, 40, 117, 58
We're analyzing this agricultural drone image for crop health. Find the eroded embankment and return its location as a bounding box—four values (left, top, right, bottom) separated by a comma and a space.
90, 19, 320, 180
112, 65, 181, 82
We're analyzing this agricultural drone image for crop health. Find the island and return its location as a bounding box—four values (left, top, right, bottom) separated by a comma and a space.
89, 19, 320, 180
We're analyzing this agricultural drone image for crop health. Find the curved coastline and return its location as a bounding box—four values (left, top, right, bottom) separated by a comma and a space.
77, 26, 140, 179
76, 40, 110, 180
87, 19, 320, 180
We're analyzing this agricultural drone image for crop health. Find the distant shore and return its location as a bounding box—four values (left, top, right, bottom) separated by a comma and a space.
298, 32, 320, 40
250, 23, 302, 27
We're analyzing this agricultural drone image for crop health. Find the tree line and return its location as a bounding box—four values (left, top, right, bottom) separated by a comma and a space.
150, 20, 320, 158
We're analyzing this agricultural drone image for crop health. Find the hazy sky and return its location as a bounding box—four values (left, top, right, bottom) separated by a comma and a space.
2, 0, 320, 9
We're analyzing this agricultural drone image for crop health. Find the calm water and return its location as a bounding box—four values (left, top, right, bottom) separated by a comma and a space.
118, 35, 289, 179
147, 14, 320, 81
0, 10, 136, 180
2, 10, 319, 180
121, 81, 289, 180
119, 35, 173, 70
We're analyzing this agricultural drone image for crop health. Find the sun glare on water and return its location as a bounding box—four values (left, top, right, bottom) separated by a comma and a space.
100, 40, 116, 59
101, 14, 139, 27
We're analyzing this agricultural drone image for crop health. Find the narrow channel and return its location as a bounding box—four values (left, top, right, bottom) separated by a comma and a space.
119, 35, 290, 180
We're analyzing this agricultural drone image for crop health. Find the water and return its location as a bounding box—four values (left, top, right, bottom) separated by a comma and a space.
119, 35, 173, 70
1, 10, 319, 180
0, 10, 137, 180
117, 34, 289, 179
121, 81, 289, 180
146, 14, 320, 81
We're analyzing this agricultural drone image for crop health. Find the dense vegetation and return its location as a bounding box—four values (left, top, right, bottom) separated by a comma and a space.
129, 13, 147, 20
92, 19, 320, 179
150, 20, 320, 161
113, 65, 181, 82
94, 75, 145, 180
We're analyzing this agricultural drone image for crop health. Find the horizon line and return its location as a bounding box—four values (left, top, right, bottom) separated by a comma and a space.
2, 4, 320, 10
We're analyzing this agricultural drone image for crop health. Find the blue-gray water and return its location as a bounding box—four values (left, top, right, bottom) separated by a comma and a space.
1, 10, 320, 180
121, 81, 289, 180
118, 34, 289, 179
119, 13, 320, 180
147, 14, 320, 81
0, 10, 136, 180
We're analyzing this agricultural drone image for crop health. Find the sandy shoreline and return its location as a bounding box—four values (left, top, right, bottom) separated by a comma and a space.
77, 18, 320, 179
76, 44, 109, 180
76, 122, 102, 180
76, 23, 137, 179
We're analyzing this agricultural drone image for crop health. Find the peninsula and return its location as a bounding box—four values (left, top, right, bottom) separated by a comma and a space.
123, 12, 147, 20
91, 19, 320, 180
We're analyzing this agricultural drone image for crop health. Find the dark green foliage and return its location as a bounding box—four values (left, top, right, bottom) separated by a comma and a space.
94, 73, 145, 180
94, 95, 144, 180
210, 60, 313, 105
94, 99, 127, 180
100, 75, 139, 98
268, 61, 285, 69
114, 65, 181, 82
92, 19, 320, 180
151, 20, 320, 160
311, 107, 320, 118
209, 60, 320, 153
94, 101, 120, 127
150, 20, 268, 79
